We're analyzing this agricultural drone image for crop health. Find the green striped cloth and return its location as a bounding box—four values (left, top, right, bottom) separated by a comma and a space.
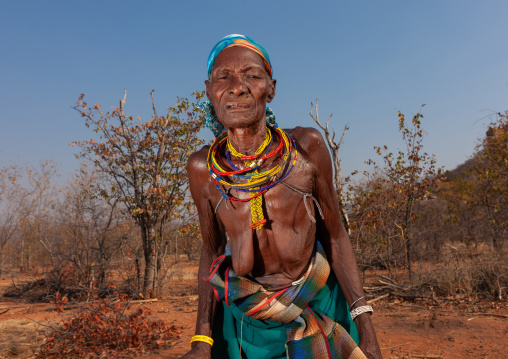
207, 242, 366, 359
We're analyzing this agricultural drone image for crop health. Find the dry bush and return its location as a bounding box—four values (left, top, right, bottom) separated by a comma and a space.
36, 293, 181, 358
411, 246, 507, 299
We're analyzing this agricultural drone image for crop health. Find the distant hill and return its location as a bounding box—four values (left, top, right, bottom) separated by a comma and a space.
445, 121, 507, 182
445, 157, 476, 182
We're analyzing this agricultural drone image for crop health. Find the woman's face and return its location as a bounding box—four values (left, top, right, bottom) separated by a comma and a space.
205, 46, 276, 130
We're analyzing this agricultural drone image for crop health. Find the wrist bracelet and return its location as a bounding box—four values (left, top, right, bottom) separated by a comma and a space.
190, 335, 214, 347
350, 305, 373, 320
349, 295, 366, 310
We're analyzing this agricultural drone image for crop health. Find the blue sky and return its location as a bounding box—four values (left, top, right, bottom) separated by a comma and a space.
1, 0, 507, 182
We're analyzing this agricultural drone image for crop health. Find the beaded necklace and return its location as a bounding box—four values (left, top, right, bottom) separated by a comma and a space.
207, 125, 298, 230
210, 133, 279, 178
227, 128, 272, 160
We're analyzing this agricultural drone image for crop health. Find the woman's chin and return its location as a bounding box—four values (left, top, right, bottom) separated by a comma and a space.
218, 114, 263, 129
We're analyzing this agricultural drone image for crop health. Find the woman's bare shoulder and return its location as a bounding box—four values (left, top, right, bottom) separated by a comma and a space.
188, 145, 211, 175
187, 145, 214, 201
286, 126, 329, 161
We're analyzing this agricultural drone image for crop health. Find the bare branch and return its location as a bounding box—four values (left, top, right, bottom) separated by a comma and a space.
310, 99, 350, 234
119, 88, 127, 116
337, 124, 349, 149
150, 89, 158, 120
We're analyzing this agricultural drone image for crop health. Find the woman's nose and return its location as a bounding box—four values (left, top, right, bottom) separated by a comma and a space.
229, 75, 248, 96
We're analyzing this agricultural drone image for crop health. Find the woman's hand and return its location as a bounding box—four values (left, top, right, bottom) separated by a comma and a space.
359, 337, 383, 359
356, 314, 383, 359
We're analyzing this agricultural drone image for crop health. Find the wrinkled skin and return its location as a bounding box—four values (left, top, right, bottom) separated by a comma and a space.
180, 47, 382, 359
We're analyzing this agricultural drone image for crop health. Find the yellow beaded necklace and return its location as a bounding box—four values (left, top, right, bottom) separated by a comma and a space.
228, 129, 271, 230
227, 129, 272, 161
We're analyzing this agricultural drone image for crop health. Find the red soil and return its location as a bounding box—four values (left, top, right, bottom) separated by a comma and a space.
1, 267, 506, 358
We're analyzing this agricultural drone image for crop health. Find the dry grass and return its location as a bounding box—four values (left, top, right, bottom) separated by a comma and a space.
412, 243, 507, 299
0, 318, 56, 358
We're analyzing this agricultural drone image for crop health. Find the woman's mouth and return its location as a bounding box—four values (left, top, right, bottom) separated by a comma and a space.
226, 102, 250, 109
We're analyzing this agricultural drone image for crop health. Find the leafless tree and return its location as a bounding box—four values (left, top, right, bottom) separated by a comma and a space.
310, 99, 350, 233
0, 166, 25, 277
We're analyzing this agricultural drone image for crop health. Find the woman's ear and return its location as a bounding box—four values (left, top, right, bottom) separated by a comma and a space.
205, 79, 211, 100
267, 78, 276, 103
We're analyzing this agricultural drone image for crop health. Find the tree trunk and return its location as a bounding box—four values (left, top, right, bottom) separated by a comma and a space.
406, 234, 412, 282
386, 235, 392, 278
0, 251, 3, 278
175, 234, 178, 262
98, 261, 106, 288
309, 101, 350, 234
155, 256, 163, 297
27, 247, 31, 272
141, 226, 156, 297
143, 249, 156, 297
491, 224, 504, 253
492, 238, 503, 253
19, 238, 24, 272
337, 194, 351, 235
135, 257, 141, 294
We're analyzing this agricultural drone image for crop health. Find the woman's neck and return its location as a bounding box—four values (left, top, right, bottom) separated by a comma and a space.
226, 122, 267, 156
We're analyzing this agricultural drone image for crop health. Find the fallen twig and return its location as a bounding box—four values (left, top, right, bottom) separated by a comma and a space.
381, 342, 408, 350
22, 315, 67, 335
468, 313, 508, 320
0, 303, 51, 311
391, 293, 426, 300
377, 274, 400, 285
364, 285, 391, 292
130, 298, 158, 304
368, 293, 390, 304
378, 280, 409, 290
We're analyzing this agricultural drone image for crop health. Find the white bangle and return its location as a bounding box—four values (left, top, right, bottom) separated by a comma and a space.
350, 305, 373, 320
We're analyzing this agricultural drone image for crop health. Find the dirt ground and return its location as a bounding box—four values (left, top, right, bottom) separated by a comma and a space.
1, 264, 507, 359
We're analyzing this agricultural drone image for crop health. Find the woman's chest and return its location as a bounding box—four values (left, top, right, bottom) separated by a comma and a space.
214, 172, 318, 267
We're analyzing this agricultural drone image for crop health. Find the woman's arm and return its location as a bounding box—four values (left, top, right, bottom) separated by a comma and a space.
180, 149, 226, 359
304, 128, 382, 359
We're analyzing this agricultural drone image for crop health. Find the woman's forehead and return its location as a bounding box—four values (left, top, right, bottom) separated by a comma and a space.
206, 34, 272, 79
211, 47, 267, 73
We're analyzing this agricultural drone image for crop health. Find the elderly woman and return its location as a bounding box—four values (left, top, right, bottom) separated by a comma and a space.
182, 35, 382, 359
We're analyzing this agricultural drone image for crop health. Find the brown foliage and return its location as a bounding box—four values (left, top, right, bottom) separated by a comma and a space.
346, 109, 444, 279
36, 293, 182, 358
444, 112, 508, 251
73, 90, 205, 296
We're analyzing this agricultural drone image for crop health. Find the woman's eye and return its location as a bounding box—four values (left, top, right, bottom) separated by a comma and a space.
213, 72, 228, 80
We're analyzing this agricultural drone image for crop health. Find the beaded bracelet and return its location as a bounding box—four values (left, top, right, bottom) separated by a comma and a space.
350, 305, 373, 320
190, 335, 214, 347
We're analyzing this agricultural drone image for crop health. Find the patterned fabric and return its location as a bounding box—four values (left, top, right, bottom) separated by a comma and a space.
198, 101, 277, 138
204, 242, 366, 359
207, 34, 272, 79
